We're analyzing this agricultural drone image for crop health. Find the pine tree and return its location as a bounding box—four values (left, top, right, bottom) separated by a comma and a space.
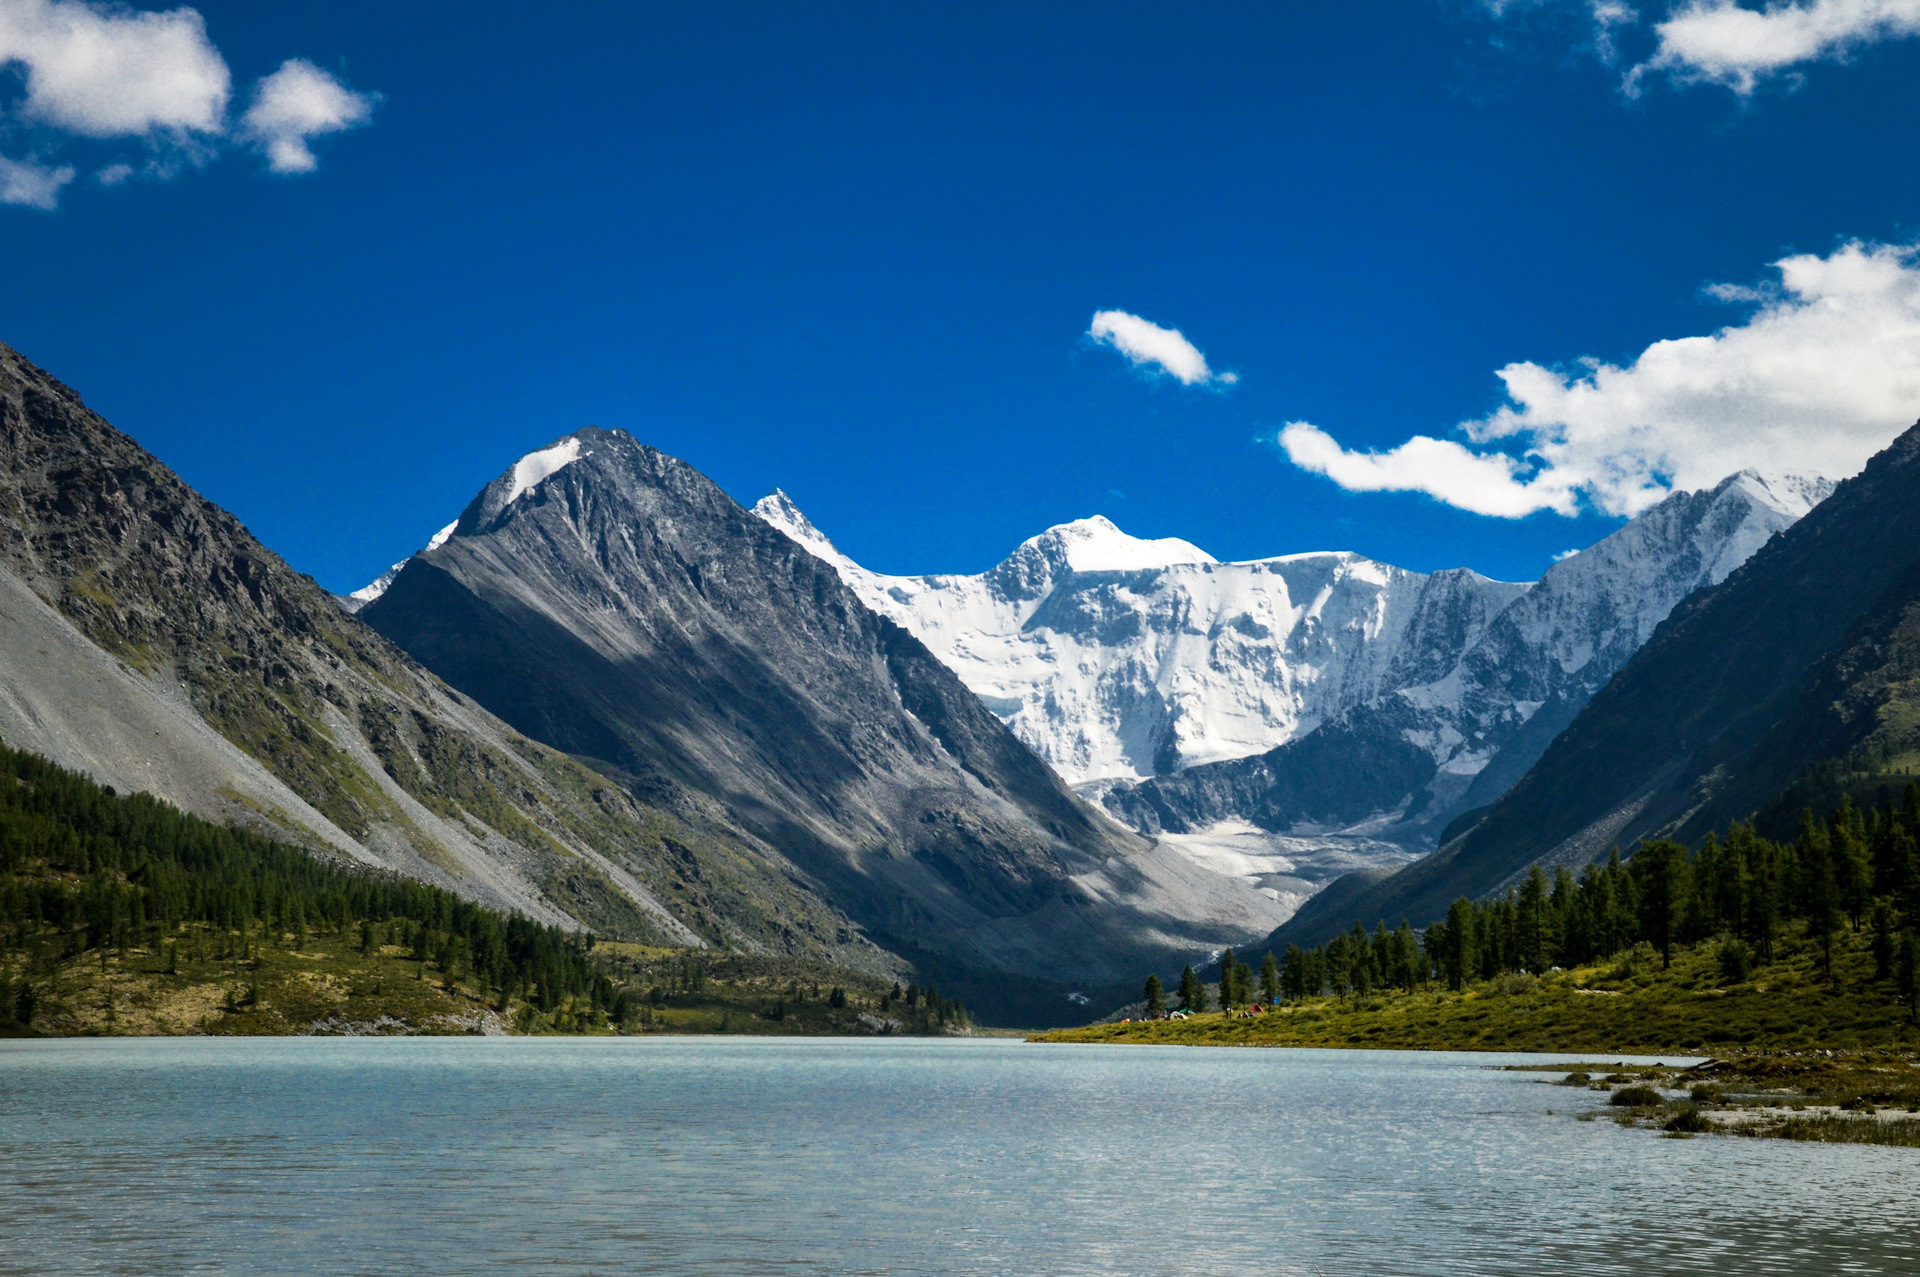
1634, 840, 1686, 968
1143, 973, 1165, 1014
1260, 951, 1280, 1006
1440, 898, 1475, 990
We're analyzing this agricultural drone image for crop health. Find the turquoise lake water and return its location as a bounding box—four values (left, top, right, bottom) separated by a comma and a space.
0, 1036, 1913, 1275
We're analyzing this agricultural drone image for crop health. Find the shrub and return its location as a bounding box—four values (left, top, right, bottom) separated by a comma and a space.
1718, 938, 1755, 985
1663, 1104, 1713, 1134
1610, 1084, 1664, 1107
1490, 971, 1538, 996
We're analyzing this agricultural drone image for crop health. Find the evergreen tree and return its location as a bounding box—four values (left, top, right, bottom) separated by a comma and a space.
1259, 951, 1280, 1006
1873, 900, 1898, 981
1176, 964, 1204, 1012
1633, 840, 1686, 968
1143, 973, 1165, 1014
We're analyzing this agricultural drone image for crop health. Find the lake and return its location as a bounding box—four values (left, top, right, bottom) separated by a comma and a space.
0, 1037, 1913, 1275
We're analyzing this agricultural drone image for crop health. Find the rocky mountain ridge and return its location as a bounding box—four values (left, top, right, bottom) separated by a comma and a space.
0, 342, 875, 970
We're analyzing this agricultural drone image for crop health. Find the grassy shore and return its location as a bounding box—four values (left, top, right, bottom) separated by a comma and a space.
1032, 924, 1919, 1054
1532, 1054, 1920, 1147
0, 929, 967, 1037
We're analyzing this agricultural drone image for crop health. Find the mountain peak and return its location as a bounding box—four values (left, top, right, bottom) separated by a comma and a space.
752, 489, 846, 566
1717, 468, 1836, 519
1016, 515, 1217, 575
503, 436, 589, 506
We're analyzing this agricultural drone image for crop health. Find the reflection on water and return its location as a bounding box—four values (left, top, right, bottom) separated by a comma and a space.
0, 1037, 1913, 1275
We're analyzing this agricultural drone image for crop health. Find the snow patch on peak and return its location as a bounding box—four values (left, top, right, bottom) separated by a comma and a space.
1720, 469, 1835, 520
752, 490, 847, 566
425, 521, 458, 552
1024, 516, 1216, 574
506, 438, 587, 505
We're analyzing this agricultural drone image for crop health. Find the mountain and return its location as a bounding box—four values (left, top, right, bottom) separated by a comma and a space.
0, 342, 869, 967
1102, 471, 1828, 839
1269, 428, 1920, 948
754, 492, 1528, 784
357, 428, 1285, 1020
754, 474, 1823, 921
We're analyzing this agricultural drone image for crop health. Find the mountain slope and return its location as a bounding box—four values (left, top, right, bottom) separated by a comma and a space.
359, 429, 1284, 1019
1270, 424, 1920, 947
1103, 471, 1827, 842
0, 342, 868, 965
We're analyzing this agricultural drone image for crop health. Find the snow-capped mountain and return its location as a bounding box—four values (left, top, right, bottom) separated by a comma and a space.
756, 470, 1830, 843
754, 493, 1528, 785
1103, 469, 1833, 842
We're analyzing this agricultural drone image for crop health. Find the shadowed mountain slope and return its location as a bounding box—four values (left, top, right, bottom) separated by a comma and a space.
0, 342, 870, 967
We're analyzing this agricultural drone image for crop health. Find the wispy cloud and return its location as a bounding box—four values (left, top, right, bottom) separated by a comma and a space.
1088, 310, 1238, 387
0, 152, 73, 208
0, 0, 376, 209
1280, 240, 1920, 517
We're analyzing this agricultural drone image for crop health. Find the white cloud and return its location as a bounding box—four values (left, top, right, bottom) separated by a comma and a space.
0, 1, 375, 208
1279, 422, 1578, 517
0, 152, 72, 207
241, 58, 376, 174
1638, 0, 1920, 92
1280, 240, 1920, 517
1481, 0, 1920, 92
1088, 310, 1238, 387
0, 0, 229, 136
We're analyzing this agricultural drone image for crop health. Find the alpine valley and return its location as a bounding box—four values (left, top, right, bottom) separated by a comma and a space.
0, 334, 1889, 1028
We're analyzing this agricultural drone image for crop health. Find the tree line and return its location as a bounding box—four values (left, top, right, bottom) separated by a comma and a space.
0, 741, 610, 1028
1143, 786, 1920, 1015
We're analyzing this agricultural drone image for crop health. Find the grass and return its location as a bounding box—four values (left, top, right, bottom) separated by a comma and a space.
3, 924, 503, 1037
1032, 924, 1919, 1054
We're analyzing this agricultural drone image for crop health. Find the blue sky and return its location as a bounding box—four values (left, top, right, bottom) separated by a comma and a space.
7, 2, 1920, 590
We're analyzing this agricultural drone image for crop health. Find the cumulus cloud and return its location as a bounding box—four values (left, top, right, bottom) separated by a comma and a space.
1481, 0, 1920, 93
1280, 240, 1920, 518
241, 58, 376, 174
0, 0, 375, 209
0, 152, 72, 207
1638, 0, 1920, 92
1089, 310, 1238, 387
